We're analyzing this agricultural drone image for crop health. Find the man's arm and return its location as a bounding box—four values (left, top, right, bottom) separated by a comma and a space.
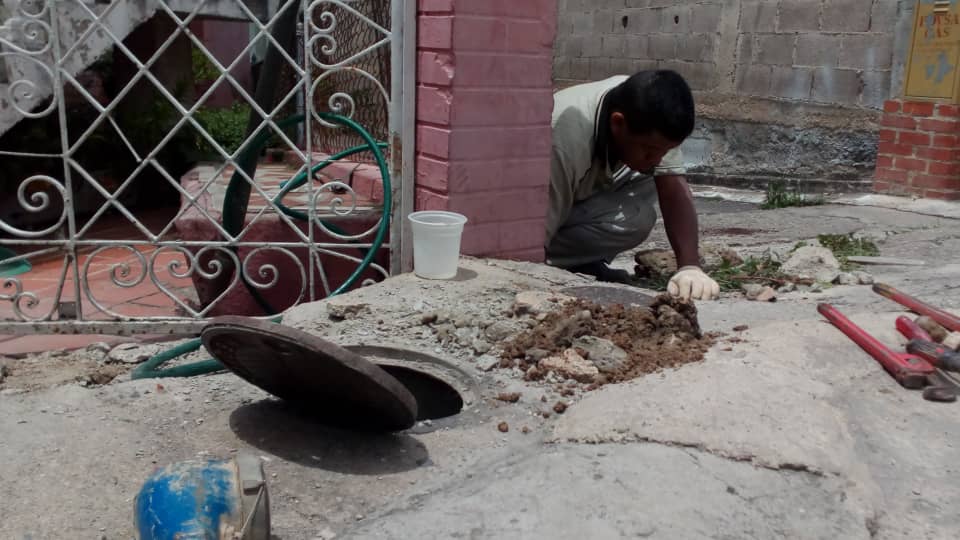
655, 175, 720, 301
654, 175, 700, 267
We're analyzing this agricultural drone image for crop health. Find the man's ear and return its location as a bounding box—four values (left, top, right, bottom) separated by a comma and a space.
610, 111, 626, 138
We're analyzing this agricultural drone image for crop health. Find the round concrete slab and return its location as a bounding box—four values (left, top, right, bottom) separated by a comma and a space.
561, 285, 656, 307
202, 316, 418, 432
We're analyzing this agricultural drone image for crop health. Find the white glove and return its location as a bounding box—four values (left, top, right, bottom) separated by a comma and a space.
667, 266, 720, 301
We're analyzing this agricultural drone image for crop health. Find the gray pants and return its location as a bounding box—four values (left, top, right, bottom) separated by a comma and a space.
546, 174, 658, 268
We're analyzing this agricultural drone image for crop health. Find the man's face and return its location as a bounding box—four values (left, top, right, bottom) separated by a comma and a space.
610, 111, 682, 173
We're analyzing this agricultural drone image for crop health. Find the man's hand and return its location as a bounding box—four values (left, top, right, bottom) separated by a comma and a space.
668, 266, 720, 301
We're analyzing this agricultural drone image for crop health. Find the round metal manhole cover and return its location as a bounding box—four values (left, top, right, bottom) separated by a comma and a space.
561, 285, 656, 307
202, 316, 418, 432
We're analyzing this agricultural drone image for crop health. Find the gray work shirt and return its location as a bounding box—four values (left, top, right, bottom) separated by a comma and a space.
548, 76, 685, 241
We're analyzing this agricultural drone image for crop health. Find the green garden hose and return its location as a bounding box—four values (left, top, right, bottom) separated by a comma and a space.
132, 112, 393, 379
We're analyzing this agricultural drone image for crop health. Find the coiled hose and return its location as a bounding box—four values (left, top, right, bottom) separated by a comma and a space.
132, 113, 392, 379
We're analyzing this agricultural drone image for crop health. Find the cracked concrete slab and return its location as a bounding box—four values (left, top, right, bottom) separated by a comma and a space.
345, 443, 870, 540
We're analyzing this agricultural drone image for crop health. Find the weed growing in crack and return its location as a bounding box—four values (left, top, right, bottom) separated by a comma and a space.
817, 233, 880, 270
761, 181, 825, 209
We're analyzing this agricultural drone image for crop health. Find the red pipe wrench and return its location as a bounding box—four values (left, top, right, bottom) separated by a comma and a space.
817, 304, 957, 402
896, 315, 960, 373
874, 283, 960, 332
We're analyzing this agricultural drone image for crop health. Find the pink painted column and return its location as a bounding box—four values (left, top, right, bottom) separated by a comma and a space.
415, 0, 557, 262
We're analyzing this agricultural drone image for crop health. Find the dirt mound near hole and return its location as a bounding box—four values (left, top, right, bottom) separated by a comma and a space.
501, 295, 716, 385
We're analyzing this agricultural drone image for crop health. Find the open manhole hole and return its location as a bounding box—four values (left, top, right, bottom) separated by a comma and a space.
202, 317, 473, 432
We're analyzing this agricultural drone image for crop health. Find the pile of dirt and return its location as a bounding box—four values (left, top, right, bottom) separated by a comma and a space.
500, 295, 716, 385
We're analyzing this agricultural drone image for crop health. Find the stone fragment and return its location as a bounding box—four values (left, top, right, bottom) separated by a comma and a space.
326, 298, 369, 320
755, 286, 777, 302
777, 282, 797, 293
472, 338, 492, 355
539, 349, 599, 383
634, 249, 676, 277
496, 392, 521, 403
781, 246, 841, 284
485, 320, 520, 342
86, 342, 112, 358
513, 291, 574, 315
572, 336, 629, 374
525, 348, 551, 362
835, 272, 857, 285
742, 283, 764, 300
852, 271, 874, 285
476, 355, 500, 371
701, 244, 744, 269
107, 343, 160, 364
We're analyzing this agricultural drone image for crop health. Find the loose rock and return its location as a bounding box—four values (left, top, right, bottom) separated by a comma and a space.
539, 349, 599, 383
326, 299, 369, 320
742, 283, 764, 300
485, 320, 519, 342
472, 338, 492, 355
497, 422, 509, 433
107, 343, 157, 365
835, 272, 858, 285
852, 271, 875, 285
553, 401, 568, 414
777, 282, 797, 293
476, 355, 500, 372
755, 287, 777, 302
86, 342, 112, 357
496, 392, 521, 403
524, 348, 551, 362
781, 246, 842, 284
572, 336, 629, 375
513, 291, 574, 316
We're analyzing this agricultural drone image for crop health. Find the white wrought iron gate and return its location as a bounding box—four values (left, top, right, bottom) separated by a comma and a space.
0, 0, 416, 335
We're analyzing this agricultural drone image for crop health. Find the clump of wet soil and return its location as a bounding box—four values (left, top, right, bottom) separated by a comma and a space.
501, 295, 716, 385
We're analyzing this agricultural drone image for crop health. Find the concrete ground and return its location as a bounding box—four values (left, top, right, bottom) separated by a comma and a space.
2, 198, 960, 539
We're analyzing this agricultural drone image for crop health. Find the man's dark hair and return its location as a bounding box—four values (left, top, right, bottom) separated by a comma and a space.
606, 70, 695, 142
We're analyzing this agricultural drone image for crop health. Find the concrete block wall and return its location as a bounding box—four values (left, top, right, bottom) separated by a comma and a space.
555, 0, 899, 109
415, 0, 557, 262
554, 0, 911, 192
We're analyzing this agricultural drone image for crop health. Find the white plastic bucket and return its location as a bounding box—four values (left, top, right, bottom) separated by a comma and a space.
408, 211, 468, 280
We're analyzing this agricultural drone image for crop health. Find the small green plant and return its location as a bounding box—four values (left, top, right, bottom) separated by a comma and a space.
761, 181, 826, 209
708, 254, 788, 291
194, 103, 251, 159
191, 46, 220, 84
817, 233, 880, 270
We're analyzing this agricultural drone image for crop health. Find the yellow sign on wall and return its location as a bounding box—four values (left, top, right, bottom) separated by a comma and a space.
905, 0, 960, 102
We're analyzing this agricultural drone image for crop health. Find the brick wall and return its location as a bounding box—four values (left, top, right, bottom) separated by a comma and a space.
875, 100, 960, 200
415, 0, 556, 262
555, 0, 899, 109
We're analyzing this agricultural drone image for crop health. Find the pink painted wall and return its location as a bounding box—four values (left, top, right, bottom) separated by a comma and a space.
192, 19, 254, 108
415, 0, 557, 262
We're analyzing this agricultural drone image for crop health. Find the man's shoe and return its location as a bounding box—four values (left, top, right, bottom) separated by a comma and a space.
566, 261, 633, 284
